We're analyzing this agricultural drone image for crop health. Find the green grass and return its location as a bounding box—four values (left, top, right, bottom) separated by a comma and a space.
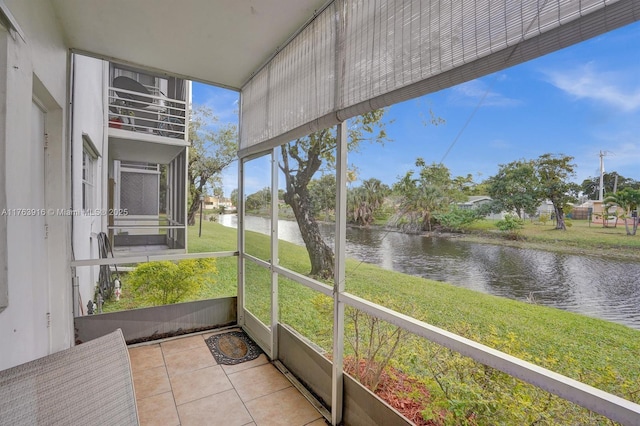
188, 221, 640, 407
462, 218, 640, 260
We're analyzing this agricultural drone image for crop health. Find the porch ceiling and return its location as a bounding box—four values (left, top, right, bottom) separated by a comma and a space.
50, 0, 328, 90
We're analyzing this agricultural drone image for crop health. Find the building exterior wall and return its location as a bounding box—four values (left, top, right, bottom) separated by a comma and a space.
0, 0, 72, 370
71, 54, 106, 314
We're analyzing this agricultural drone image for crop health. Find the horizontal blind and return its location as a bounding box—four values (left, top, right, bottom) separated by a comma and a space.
240, 0, 639, 158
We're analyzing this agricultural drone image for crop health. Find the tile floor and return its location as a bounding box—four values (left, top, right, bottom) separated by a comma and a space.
128, 329, 328, 426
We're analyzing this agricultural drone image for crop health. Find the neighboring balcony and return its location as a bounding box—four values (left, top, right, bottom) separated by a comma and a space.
105, 66, 190, 255
108, 73, 189, 165
109, 159, 188, 255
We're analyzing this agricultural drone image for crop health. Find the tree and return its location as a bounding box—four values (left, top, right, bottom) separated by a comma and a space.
308, 174, 336, 220
229, 188, 238, 207
127, 259, 217, 306
245, 187, 271, 213
535, 154, 578, 230
348, 178, 389, 226
580, 172, 640, 200
393, 160, 466, 232
486, 160, 539, 219
452, 174, 476, 195
604, 188, 640, 235
280, 110, 390, 279
187, 106, 237, 225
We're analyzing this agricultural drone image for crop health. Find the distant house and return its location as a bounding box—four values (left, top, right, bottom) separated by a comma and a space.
458, 195, 492, 210
536, 200, 555, 217
457, 196, 505, 220
204, 196, 233, 210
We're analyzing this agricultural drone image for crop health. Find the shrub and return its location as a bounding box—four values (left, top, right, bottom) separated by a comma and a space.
127, 258, 217, 306
434, 207, 480, 231
537, 213, 550, 225
495, 215, 524, 237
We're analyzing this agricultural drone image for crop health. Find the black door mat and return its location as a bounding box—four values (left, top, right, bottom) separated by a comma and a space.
205, 331, 263, 365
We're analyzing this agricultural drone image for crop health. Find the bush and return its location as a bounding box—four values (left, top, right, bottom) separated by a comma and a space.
537, 213, 550, 225
495, 215, 524, 232
495, 215, 525, 239
127, 258, 217, 306
434, 207, 480, 231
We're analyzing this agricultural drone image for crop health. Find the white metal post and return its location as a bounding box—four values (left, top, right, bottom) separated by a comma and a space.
331, 122, 347, 425
237, 158, 245, 327
270, 148, 279, 359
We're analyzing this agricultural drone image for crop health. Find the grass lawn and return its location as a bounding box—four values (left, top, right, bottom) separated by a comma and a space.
463, 218, 640, 260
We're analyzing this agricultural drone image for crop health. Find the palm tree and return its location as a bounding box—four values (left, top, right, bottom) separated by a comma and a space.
348, 178, 387, 226
604, 189, 640, 236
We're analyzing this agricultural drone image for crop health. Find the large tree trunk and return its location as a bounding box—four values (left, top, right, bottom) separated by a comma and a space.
285, 188, 334, 280
187, 174, 207, 226
554, 205, 566, 230
187, 197, 200, 226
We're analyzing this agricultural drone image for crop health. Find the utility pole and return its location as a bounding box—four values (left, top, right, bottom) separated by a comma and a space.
598, 151, 606, 201
598, 151, 614, 200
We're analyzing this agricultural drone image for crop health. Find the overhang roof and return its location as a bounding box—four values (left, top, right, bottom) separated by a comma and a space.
51, 0, 329, 90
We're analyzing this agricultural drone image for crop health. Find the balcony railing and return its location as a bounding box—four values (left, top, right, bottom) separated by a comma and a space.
109, 216, 186, 251
108, 86, 187, 141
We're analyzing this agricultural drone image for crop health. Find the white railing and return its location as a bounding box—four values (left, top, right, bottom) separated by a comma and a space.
108, 86, 187, 140
109, 216, 186, 235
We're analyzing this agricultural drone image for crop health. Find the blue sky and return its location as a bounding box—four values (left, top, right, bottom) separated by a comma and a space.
192, 21, 640, 198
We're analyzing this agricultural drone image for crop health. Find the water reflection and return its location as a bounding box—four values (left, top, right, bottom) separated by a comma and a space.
222, 214, 640, 329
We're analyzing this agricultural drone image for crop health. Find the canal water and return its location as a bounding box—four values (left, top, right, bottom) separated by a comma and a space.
219, 214, 640, 330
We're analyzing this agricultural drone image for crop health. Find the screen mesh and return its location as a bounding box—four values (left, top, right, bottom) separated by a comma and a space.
120, 171, 159, 216
239, 0, 639, 157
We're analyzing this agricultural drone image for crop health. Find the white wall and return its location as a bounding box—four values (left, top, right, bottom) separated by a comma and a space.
71, 54, 106, 314
0, 0, 72, 370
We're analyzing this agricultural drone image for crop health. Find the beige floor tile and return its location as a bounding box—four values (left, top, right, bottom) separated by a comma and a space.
164, 345, 217, 377
171, 365, 233, 405
137, 391, 179, 426
228, 363, 291, 402
245, 387, 322, 426
133, 365, 171, 400
160, 335, 206, 355
177, 389, 253, 426
221, 353, 269, 375
129, 344, 165, 373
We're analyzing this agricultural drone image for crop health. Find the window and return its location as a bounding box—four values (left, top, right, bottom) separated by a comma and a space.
82, 133, 99, 211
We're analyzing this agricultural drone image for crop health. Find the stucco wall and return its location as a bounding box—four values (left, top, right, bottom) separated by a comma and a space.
0, 0, 71, 370
71, 54, 106, 313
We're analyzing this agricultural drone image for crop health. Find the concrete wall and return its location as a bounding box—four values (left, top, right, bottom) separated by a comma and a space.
0, 0, 72, 370
71, 54, 106, 313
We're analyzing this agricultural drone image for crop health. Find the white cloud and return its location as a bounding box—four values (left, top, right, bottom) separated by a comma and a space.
449, 78, 521, 107
544, 63, 640, 112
